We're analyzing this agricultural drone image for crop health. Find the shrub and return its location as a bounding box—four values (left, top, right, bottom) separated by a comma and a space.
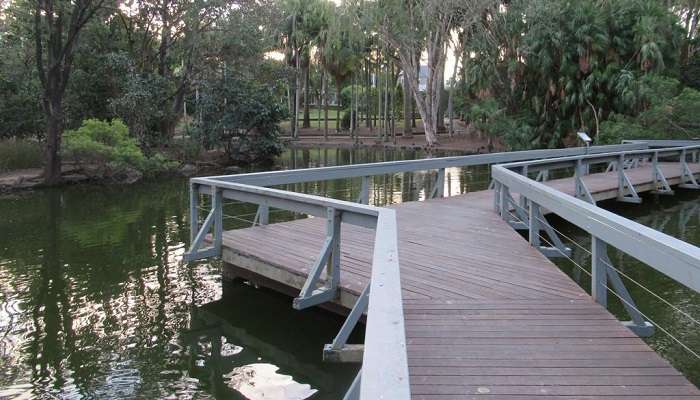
63, 119, 175, 177
0, 139, 44, 172
599, 86, 700, 144
64, 119, 144, 165
196, 75, 286, 164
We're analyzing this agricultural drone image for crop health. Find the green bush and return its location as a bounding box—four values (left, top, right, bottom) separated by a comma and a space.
599, 85, 700, 144
0, 139, 44, 172
63, 119, 175, 176
196, 75, 286, 164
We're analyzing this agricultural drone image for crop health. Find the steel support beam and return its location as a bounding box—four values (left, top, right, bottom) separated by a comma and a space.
431, 168, 446, 198
592, 238, 654, 337
651, 152, 674, 195
575, 160, 596, 205
617, 154, 642, 204
680, 149, 700, 189
343, 371, 361, 400
324, 283, 370, 363
358, 176, 370, 204
528, 202, 572, 258
293, 207, 341, 309
253, 204, 270, 226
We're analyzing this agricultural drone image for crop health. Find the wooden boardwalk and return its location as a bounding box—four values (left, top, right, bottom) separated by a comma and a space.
220, 162, 700, 399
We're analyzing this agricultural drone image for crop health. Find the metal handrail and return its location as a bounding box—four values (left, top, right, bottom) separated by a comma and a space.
492, 146, 700, 294
503, 144, 700, 172
186, 180, 408, 399
185, 141, 687, 399
194, 143, 647, 187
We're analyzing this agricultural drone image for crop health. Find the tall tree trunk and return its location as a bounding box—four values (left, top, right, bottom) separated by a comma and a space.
292, 14, 299, 139
44, 98, 63, 185
402, 69, 413, 138
448, 50, 461, 136
323, 71, 329, 139
302, 55, 311, 128
384, 59, 389, 142
437, 67, 446, 132
413, 60, 419, 129
365, 57, 371, 128
35, 0, 104, 185
335, 80, 342, 132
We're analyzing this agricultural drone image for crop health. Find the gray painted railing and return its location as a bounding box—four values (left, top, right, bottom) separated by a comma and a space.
492, 144, 700, 337
183, 142, 653, 399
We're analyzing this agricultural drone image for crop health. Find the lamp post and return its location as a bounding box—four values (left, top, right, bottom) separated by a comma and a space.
577, 131, 592, 175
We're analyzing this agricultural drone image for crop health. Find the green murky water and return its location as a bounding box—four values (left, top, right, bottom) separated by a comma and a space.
0, 147, 698, 398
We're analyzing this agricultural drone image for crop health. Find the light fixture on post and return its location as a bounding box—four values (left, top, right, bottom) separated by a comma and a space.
577, 131, 592, 154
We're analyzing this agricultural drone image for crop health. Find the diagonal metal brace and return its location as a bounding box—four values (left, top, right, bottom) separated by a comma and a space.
651, 153, 674, 195
617, 155, 642, 204
323, 282, 369, 363
679, 149, 700, 189
575, 160, 596, 205
592, 237, 654, 337
184, 186, 223, 262
293, 207, 342, 309
529, 202, 572, 258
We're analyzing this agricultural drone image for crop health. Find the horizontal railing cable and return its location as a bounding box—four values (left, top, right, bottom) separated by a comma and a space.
506, 209, 700, 360
521, 207, 700, 329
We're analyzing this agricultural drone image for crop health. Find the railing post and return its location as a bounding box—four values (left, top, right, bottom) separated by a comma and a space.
435, 168, 445, 198
326, 207, 342, 291
213, 186, 223, 252
529, 202, 541, 247
617, 154, 625, 199
499, 184, 509, 218
493, 181, 501, 213
591, 236, 608, 308
652, 152, 659, 189
359, 176, 370, 205
189, 182, 199, 245
575, 159, 584, 198
258, 205, 269, 225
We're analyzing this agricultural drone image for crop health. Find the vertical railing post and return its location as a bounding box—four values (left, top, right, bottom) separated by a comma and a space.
499, 184, 509, 218
433, 168, 446, 198
493, 181, 501, 213
652, 151, 659, 189
591, 236, 608, 308
519, 166, 528, 212
529, 202, 541, 247
213, 186, 223, 252
617, 153, 627, 201
359, 176, 370, 205
189, 182, 199, 245
574, 159, 584, 198
258, 205, 269, 225
327, 207, 342, 291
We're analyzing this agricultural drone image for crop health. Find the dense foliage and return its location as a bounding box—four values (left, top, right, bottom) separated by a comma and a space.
63, 119, 175, 177
195, 73, 287, 164
2, 0, 700, 182
462, 0, 696, 148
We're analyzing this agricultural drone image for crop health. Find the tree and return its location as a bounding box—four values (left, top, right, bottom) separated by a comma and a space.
374, 0, 488, 146
463, 0, 682, 148
33, 0, 107, 184
196, 73, 286, 164
319, 6, 362, 132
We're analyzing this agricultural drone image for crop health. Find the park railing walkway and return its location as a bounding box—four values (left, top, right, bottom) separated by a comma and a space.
184, 142, 700, 399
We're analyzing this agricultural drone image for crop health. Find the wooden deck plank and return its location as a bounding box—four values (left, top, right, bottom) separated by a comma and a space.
219, 162, 700, 398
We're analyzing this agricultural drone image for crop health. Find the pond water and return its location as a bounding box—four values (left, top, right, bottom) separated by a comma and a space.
0, 147, 698, 398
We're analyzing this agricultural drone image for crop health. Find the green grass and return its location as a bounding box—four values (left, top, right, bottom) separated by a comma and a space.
0, 138, 44, 172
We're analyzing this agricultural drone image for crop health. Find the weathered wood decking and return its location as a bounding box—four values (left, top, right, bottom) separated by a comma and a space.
221, 162, 700, 399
